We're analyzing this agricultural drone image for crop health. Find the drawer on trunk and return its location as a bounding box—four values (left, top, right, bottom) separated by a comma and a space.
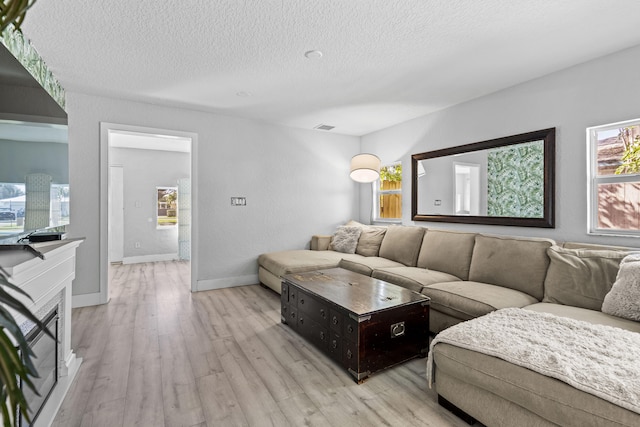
297, 289, 329, 326
298, 314, 329, 351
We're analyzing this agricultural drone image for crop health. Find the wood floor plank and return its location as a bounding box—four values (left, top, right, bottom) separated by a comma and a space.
158, 332, 206, 426
196, 372, 249, 426
53, 261, 469, 427
83, 323, 134, 413
212, 337, 290, 426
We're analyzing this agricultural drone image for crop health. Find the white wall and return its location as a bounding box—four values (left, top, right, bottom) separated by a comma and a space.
110, 146, 189, 260
67, 93, 360, 300
361, 44, 640, 247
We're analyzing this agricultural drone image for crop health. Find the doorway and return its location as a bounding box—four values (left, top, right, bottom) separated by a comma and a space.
453, 162, 480, 216
100, 123, 198, 303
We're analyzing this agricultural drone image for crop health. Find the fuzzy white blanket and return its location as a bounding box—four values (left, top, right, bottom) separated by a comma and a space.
426, 308, 640, 414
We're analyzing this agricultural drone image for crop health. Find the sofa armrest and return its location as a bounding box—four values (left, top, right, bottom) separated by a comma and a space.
311, 235, 332, 251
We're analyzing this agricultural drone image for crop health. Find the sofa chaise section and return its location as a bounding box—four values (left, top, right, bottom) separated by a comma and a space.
430, 245, 639, 426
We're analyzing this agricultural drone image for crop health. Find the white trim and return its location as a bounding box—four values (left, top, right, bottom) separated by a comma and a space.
100, 123, 199, 303
196, 274, 259, 291
72, 291, 104, 308
122, 253, 179, 264
587, 119, 640, 237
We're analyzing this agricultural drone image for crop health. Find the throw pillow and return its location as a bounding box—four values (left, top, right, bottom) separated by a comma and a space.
355, 227, 386, 257
542, 246, 627, 310
602, 253, 640, 321
329, 226, 362, 254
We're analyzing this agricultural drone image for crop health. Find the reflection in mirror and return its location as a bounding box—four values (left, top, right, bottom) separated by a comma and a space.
412, 128, 555, 228
0, 42, 68, 241
0, 120, 69, 238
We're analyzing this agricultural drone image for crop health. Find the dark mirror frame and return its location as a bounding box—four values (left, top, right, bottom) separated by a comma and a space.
411, 128, 555, 228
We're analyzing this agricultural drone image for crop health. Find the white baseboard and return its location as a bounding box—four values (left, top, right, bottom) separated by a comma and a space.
72, 291, 105, 308
122, 253, 179, 265
196, 274, 259, 291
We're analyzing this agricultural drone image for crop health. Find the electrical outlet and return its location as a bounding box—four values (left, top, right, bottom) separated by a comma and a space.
134, 242, 141, 248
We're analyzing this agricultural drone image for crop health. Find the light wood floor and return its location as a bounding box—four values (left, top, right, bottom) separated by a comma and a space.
52, 261, 469, 427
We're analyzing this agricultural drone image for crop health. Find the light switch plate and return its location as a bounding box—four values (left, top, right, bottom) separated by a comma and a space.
231, 197, 246, 206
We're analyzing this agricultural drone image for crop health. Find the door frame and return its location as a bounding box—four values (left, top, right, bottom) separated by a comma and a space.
108, 164, 124, 263
99, 122, 198, 303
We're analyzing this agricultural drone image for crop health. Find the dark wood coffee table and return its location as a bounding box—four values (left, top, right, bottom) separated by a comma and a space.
281, 268, 430, 383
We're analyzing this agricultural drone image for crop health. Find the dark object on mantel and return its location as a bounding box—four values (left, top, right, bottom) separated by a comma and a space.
28, 231, 65, 242
281, 268, 430, 383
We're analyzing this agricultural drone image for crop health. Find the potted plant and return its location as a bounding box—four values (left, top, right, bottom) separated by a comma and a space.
0, 0, 37, 33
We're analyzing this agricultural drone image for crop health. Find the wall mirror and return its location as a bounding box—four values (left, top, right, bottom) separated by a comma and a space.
0, 42, 68, 241
412, 128, 555, 228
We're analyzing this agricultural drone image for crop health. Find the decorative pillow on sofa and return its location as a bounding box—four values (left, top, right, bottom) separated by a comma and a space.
542, 246, 627, 311
343, 220, 387, 257
378, 225, 426, 267
602, 253, 640, 321
355, 227, 386, 257
329, 226, 362, 254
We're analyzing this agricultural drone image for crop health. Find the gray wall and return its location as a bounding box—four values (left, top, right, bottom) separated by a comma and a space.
110, 147, 190, 258
67, 93, 360, 297
0, 139, 68, 184
361, 44, 640, 248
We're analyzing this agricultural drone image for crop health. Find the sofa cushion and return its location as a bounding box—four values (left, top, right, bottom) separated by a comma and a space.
542, 246, 626, 310
329, 226, 362, 254
468, 234, 554, 300
355, 227, 387, 257
416, 229, 476, 280
525, 303, 640, 334
422, 281, 538, 321
338, 257, 404, 277
378, 225, 426, 266
371, 267, 459, 293
602, 254, 640, 321
258, 250, 346, 278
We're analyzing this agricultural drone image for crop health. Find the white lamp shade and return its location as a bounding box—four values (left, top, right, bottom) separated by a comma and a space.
350, 153, 381, 183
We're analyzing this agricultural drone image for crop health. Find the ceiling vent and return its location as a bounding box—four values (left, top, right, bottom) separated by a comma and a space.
314, 124, 335, 131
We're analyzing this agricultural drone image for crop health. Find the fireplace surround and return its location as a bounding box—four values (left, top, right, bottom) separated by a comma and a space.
1, 239, 83, 426
19, 307, 58, 426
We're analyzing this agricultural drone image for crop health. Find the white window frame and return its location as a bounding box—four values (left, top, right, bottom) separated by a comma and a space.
587, 118, 640, 237
372, 162, 402, 223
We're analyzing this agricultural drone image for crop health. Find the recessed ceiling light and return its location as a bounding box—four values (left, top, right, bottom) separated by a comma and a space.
236, 91, 251, 97
304, 50, 323, 59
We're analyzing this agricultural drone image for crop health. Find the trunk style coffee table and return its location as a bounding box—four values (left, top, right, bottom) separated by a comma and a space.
281, 268, 430, 383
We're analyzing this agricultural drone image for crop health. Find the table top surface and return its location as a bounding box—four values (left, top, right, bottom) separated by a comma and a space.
283, 268, 429, 316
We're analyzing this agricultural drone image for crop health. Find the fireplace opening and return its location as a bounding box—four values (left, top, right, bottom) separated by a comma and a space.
19, 307, 58, 427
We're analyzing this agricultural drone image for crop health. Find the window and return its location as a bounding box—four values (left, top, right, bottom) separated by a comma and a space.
373, 163, 402, 222
588, 119, 640, 236
157, 187, 178, 228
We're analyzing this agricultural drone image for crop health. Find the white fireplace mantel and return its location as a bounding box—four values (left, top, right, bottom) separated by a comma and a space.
1, 238, 84, 427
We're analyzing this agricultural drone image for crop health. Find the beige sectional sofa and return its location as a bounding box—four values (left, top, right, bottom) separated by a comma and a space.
258, 222, 640, 426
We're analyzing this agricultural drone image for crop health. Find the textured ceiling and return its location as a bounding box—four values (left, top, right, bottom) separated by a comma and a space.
20, 0, 640, 136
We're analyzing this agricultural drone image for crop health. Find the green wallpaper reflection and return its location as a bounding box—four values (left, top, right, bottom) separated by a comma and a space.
487, 141, 544, 217
1, 26, 65, 110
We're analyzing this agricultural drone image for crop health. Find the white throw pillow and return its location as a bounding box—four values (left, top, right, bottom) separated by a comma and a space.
602, 253, 640, 321
330, 226, 362, 254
